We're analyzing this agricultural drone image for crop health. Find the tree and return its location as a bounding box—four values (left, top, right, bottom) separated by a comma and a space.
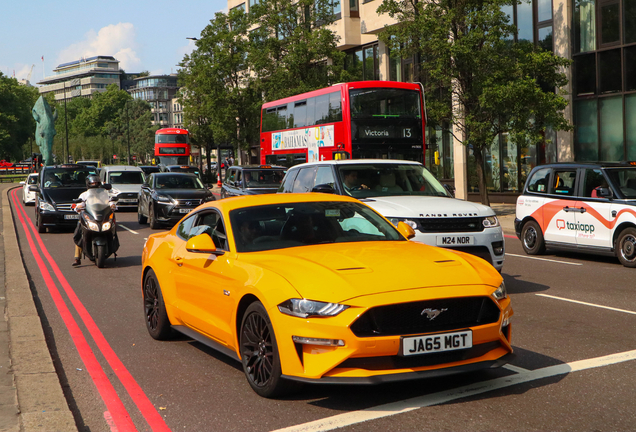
73, 84, 132, 137
378, 0, 571, 205
0, 73, 40, 161
249, 0, 347, 101
106, 99, 157, 164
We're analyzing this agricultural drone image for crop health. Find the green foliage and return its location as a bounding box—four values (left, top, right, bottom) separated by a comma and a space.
0, 72, 40, 161
378, 0, 572, 204
73, 84, 132, 137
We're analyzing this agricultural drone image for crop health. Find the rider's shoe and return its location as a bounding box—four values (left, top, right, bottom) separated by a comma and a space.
72, 258, 81, 267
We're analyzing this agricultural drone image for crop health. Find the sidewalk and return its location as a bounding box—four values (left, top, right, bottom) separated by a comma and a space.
0, 184, 77, 432
489, 203, 517, 235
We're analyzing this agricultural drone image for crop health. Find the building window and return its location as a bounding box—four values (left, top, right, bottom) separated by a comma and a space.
344, 44, 379, 80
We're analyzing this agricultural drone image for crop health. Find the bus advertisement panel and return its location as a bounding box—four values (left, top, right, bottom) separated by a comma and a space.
260, 81, 425, 167
155, 128, 190, 165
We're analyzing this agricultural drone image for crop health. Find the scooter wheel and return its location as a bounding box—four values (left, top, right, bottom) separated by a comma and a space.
96, 244, 107, 268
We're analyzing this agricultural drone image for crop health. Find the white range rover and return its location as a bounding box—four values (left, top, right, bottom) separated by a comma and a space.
279, 159, 505, 271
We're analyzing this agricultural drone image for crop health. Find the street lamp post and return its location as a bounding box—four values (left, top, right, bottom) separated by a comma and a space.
63, 81, 69, 163
126, 101, 131, 165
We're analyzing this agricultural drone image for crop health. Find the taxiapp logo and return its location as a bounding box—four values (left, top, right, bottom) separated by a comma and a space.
556, 219, 565, 230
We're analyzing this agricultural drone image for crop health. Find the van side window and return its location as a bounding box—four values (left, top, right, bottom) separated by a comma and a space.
526, 168, 551, 193
551, 170, 577, 196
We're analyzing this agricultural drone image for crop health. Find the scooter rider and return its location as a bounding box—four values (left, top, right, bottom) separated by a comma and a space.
72, 175, 117, 266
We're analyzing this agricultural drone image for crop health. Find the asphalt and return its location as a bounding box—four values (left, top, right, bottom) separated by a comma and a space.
0, 181, 516, 431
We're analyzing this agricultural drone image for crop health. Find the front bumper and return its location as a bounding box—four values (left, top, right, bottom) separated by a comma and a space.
154, 202, 199, 222
39, 210, 79, 228
271, 288, 513, 383
24, 192, 36, 204
514, 218, 523, 239
412, 227, 505, 271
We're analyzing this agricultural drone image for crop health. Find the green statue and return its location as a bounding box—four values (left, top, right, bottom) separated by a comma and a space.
32, 96, 57, 166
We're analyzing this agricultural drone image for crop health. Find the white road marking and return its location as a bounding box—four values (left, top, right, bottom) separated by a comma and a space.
506, 253, 582, 266
536, 294, 636, 316
502, 364, 530, 374
271, 349, 636, 432
118, 224, 138, 235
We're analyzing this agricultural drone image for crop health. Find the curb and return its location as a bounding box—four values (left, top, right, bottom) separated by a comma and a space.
2, 185, 77, 432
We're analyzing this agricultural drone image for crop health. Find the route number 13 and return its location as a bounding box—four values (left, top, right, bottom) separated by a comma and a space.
403, 128, 412, 138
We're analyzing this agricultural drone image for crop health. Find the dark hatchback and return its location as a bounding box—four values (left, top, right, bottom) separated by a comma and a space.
138, 172, 215, 229
31, 164, 96, 233
221, 165, 286, 198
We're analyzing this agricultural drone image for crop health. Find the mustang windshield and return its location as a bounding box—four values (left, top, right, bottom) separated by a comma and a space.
336, 163, 450, 198
605, 168, 636, 199
230, 201, 404, 252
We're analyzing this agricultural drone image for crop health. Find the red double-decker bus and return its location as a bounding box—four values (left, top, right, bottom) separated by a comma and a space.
260, 81, 426, 167
154, 128, 190, 165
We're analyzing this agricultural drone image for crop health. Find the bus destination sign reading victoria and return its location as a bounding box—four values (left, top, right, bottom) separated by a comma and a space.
357, 125, 416, 139
272, 125, 335, 151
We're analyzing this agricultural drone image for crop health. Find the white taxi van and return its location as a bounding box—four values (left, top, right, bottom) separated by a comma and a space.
515, 162, 636, 267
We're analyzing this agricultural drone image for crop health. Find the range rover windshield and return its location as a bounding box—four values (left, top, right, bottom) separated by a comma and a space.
605, 168, 636, 199
42, 167, 94, 188
336, 163, 450, 198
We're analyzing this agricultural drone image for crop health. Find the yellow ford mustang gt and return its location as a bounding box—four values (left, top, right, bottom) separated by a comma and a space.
141, 193, 513, 397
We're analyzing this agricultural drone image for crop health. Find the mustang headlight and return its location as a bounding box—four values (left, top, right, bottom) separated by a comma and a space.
483, 216, 500, 228
278, 299, 349, 318
39, 201, 55, 211
492, 281, 507, 300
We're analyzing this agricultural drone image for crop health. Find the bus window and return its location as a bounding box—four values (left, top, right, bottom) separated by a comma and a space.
329, 92, 342, 122
315, 95, 329, 125
294, 101, 307, 128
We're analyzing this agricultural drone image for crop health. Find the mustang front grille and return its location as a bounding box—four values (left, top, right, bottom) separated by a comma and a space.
350, 297, 500, 338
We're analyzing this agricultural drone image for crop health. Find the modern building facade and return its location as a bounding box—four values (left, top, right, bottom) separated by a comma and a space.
37, 56, 122, 102
124, 74, 180, 128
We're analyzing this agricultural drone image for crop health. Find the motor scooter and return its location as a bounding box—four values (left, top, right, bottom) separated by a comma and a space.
74, 186, 120, 268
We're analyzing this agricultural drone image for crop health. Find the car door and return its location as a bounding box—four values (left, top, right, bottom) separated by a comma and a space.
140, 174, 153, 215
574, 168, 613, 249
542, 168, 579, 246
172, 210, 236, 346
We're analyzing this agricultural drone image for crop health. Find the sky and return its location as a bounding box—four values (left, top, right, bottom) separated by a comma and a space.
1, 0, 227, 83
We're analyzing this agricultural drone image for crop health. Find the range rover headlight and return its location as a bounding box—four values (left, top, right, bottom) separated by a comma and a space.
278, 299, 349, 318
39, 201, 55, 212
492, 281, 507, 300
483, 216, 500, 228
388, 218, 418, 229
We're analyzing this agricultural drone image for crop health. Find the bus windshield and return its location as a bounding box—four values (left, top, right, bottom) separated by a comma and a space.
156, 134, 188, 144
349, 89, 421, 119
336, 163, 449, 198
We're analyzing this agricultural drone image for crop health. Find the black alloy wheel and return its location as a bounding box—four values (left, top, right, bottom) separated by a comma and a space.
143, 269, 174, 340
521, 220, 545, 255
36, 209, 46, 233
617, 228, 636, 268
240, 302, 300, 398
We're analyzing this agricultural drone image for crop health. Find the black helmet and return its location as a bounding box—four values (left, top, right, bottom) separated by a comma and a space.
86, 175, 101, 189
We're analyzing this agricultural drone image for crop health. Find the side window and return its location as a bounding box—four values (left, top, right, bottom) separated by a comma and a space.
176, 215, 196, 241
551, 170, 577, 196
526, 168, 551, 193
314, 166, 336, 188
227, 169, 237, 184
293, 167, 317, 192
279, 169, 299, 193
190, 211, 229, 251
583, 169, 608, 198
147, 174, 154, 187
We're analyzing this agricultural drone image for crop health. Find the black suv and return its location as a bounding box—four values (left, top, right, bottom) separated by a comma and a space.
221, 165, 286, 198
31, 164, 96, 233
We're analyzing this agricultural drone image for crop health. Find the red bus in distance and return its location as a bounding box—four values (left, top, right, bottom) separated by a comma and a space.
260, 81, 426, 167
155, 128, 190, 165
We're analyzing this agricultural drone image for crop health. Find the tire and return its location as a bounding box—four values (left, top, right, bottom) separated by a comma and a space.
616, 228, 636, 268
521, 220, 545, 255
143, 269, 174, 340
36, 210, 46, 233
138, 203, 147, 224
96, 244, 107, 268
239, 302, 300, 398
149, 205, 159, 230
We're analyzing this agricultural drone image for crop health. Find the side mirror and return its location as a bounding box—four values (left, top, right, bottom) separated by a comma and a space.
598, 187, 612, 198
20, 181, 25, 185
102, 183, 112, 190
186, 233, 222, 254
311, 183, 336, 194
397, 221, 416, 240
29, 185, 39, 192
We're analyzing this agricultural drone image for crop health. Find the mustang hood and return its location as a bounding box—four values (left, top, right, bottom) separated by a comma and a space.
241, 241, 501, 303
41, 187, 85, 204
361, 196, 495, 218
